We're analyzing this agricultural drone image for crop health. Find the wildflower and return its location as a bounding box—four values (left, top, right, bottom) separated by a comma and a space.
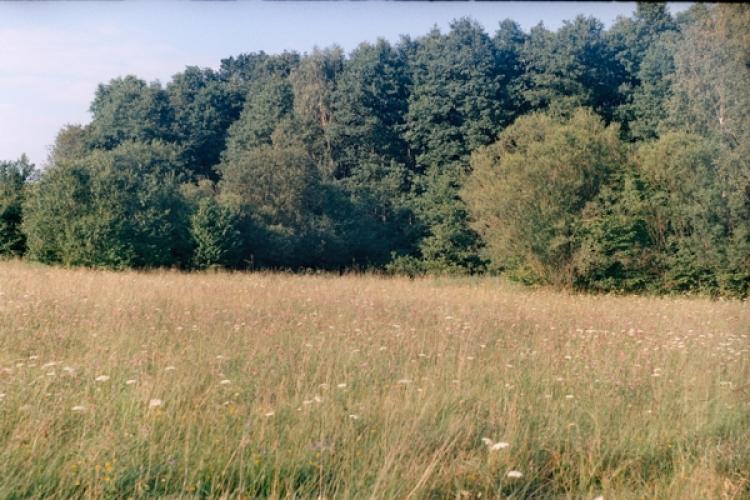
220, 379, 231, 385
482, 438, 510, 451
71, 405, 85, 412
148, 399, 164, 409
506, 470, 523, 478
95, 375, 110, 382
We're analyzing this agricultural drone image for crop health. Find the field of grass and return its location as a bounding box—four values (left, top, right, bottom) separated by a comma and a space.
0, 260, 748, 498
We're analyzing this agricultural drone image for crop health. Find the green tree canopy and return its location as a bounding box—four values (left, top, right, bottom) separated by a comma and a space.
23, 141, 191, 268
88, 76, 175, 150
0, 155, 35, 256
464, 109, 625, 285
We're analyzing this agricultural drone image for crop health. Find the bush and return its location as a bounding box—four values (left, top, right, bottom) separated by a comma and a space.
23, 141, 191, 268
463, 108, 625, 287
190, 198, 243, 269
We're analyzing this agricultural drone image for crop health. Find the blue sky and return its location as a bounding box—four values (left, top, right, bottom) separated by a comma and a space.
0, 1, 690, 167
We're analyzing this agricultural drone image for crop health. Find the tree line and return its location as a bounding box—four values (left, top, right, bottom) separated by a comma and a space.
1, 3, 748, 296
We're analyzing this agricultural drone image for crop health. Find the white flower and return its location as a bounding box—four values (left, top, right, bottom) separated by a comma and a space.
148, 399, 163, 409
220, 379, 231, 385
95, 375, 110, 382
71, 405, 86, 412
506, 470, 523, 478
482, 438, 510, 451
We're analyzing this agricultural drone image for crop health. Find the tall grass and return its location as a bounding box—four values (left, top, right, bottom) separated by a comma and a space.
0, 260, 748, 498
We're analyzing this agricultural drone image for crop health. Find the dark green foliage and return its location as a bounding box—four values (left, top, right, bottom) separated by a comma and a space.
329, 39, 411, 177
622, 32, 677, 141
404, 18, 503, 272
288, 47, 344, 178
222, 76, 294, 157
493, 19, 530, 124
168, 67, 243, 180
636, 132, 747, 295
520, 16, 626, 121
218, 128, 345, 269
328, 39, 417, 264
0, 155, 35, 256
575, 171, 660, 292
88, 76, 175, 150
14, 4, 747, 296
609, 3, 678, 140
190, 197, 243, 269
22, 142, 191, 268
405, 18, 503, 171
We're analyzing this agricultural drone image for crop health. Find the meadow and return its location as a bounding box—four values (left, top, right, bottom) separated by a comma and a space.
0, 260, 748, 498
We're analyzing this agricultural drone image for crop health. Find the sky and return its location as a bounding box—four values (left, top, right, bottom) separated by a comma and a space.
0, 1, 691, 167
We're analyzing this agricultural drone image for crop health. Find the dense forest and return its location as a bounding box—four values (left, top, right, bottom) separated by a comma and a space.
1, 3, 748, 296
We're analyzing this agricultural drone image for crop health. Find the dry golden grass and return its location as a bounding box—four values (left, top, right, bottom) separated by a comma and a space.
0, 259, 748, 498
